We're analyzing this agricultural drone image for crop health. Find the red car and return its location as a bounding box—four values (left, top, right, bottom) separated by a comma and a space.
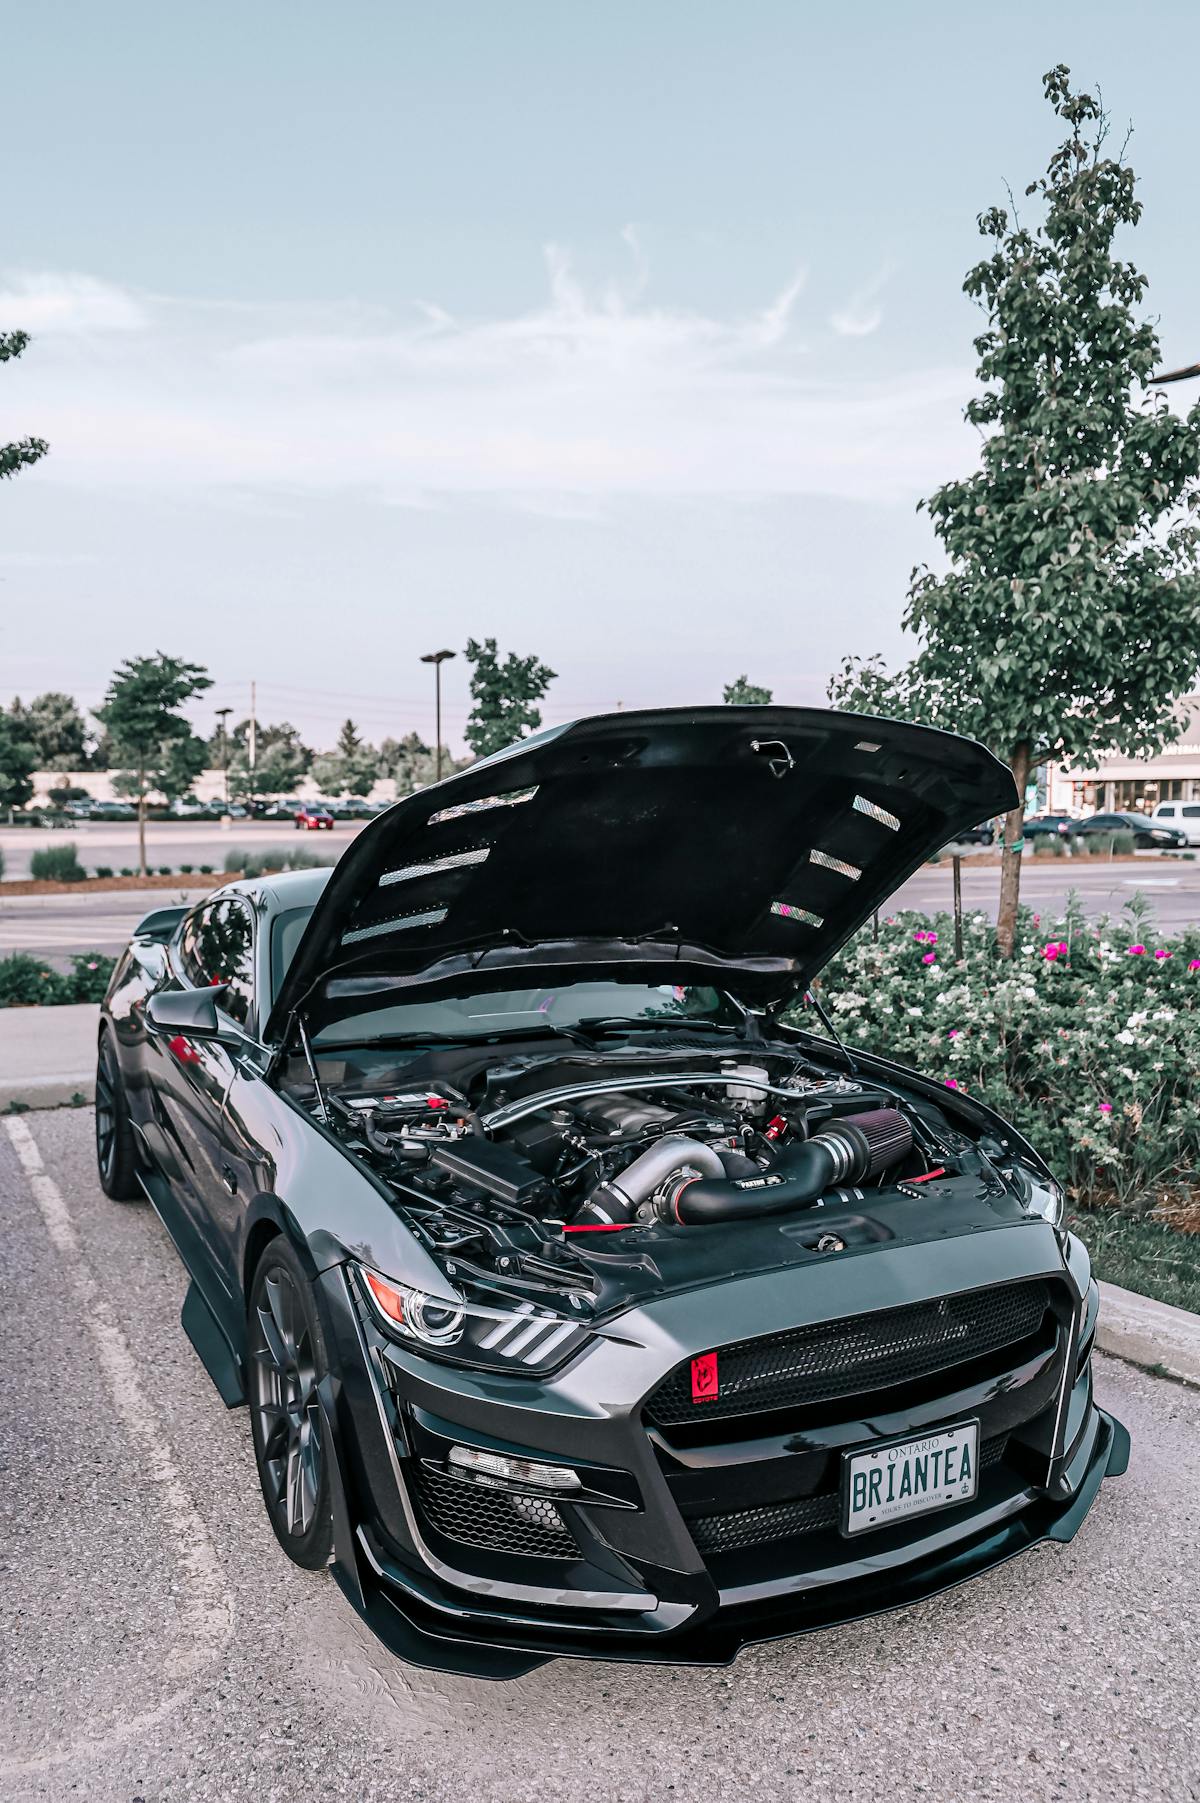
294, 802, 334, 831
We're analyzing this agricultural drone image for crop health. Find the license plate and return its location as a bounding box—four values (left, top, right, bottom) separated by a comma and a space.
841, 1420, 979, 1536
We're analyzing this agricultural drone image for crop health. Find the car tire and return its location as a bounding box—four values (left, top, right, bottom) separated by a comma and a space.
95, 1030, 142, 1201
247, 1237, 335, 1570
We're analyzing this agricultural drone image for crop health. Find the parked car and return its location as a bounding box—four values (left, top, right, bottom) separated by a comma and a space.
87, 799, 137, 821
95, 708, 1126, 1677
168, 796, 209, 819
1149, 800, 1200, 846
1022, 813, 1075, 839
295, 802, 335, 831
1073, 810, 1186, 850
948, 819, 994, 847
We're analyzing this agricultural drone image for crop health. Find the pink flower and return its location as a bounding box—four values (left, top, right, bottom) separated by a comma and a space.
1098, 1102, 1113, 1113
1153, 948, 1171, 961
922, 951, 936, 964
885, 916, 897, 925
913, 930, 928, 943
1043, 943, 1060, 961
927, 932, 938, 945
944, 1077, 959, 1089
1033, 913, 1041, 926
1189, 960, 1200, 971
947, 1028, 960, 1039
1126, 945, 1146, 957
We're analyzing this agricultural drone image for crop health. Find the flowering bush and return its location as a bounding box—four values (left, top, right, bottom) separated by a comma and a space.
801, 896, 1200, 1214
0, 952, 116, 1008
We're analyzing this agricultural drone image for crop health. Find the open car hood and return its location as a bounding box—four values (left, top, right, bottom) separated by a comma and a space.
264, 706, 1016, 1040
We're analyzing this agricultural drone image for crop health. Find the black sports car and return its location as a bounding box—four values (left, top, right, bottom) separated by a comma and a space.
96, 707, 1127, 1677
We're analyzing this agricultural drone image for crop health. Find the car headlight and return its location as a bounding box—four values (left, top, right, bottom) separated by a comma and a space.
356, 1264, 590, 1373
1024, 1174, 1066, 1229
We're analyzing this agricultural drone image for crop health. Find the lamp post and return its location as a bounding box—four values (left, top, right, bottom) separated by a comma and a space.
420, 650, 456, 783
215, 706, 233, 812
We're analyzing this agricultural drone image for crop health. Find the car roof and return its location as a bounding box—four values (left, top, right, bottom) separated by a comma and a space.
218, 867, 335, 912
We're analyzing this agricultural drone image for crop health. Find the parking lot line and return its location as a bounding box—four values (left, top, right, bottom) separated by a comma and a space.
1, 1116, 234, 1776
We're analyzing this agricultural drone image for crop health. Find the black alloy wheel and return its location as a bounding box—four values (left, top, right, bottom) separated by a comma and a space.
248, 1239, 334, 1568
95, 1031, 141, 1200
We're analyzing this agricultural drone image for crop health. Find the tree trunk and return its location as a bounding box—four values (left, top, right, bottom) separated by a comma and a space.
996, 739, 1032, 958
137, 769, 147, 879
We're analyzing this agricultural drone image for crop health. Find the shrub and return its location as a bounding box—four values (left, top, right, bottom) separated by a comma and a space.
279, 846, 337, 870
0, 846, 5, 880
30, 843, 86, 883
223, 848, 251, 874
807, 894, 1200, 1215
0, 950, 114, 1006
199, 864, 213, 875
120, 867, 134, 877
94, 866, 113, 879
180, 863, 194, 874
158, 866, 172, 876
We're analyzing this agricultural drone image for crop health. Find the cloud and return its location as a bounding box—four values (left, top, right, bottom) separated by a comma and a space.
0, 271, 148, 335
3, 248, 971, 505
830, 262, 897, 338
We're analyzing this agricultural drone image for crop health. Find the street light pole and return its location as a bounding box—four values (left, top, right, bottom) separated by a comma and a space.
215, 706, 233, 812
420, 650, 456, 783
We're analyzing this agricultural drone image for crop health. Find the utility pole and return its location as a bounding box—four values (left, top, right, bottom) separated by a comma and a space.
215, 706, 233, 812
420, 650, 456, 783
248, 681, 257, 806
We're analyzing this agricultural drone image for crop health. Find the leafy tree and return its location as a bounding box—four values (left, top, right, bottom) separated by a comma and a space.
96, 654, 212, 874
1, 331, 48, 481
306, 719, 379, 797
0, 709, 37, 813
8, 692, 92, 768
463, 637, 556, 759
379, 731, 458, 794
829, 67, 1200, 955
220, 720, 312, 801
722, 676, 773, 706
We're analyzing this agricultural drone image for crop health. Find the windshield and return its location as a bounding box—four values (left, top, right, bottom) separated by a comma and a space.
310, 979, 741, 1048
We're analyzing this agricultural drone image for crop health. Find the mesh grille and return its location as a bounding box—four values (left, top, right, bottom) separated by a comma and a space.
689, 1436, 1008, 1555
646, 1282, 1051, 1428
411, 1464, 576, 1559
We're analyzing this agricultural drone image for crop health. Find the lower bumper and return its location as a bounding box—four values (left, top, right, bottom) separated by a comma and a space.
319, 1380, 1128, 1680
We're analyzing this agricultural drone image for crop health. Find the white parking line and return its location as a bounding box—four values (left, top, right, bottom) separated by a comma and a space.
1, 1116, 235, 1775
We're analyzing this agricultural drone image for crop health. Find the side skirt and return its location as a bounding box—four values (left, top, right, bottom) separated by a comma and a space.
137, 1165, 247, 1407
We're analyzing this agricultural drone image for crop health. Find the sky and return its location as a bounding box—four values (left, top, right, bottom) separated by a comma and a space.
2, 0, 1199, 753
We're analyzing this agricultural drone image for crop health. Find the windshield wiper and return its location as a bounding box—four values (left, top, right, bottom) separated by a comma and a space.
576, 1016, 738, 1038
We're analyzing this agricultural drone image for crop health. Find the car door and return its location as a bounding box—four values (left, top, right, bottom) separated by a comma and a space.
157, 896, 258, 1287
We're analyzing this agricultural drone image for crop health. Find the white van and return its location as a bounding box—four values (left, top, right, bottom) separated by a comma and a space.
1150, 800, 1200, 845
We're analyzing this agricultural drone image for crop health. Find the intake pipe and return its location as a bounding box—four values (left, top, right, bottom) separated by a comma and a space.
662, 1109, 913, 1226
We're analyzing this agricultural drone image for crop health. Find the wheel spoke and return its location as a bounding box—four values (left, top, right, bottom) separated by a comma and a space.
254, 1300, 289, 1374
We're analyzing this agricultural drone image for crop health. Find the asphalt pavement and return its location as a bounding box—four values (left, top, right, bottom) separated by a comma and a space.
0, 819, 362, 883
1, 1107, 1196, 1803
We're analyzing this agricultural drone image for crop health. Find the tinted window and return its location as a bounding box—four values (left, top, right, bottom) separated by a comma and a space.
1184, 807, 1200, 818
180, 900, 254, 1025
1157, 806, 1176, 817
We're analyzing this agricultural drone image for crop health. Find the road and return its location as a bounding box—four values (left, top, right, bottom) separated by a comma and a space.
0, 819, 363, 883
1, 1108, 1197, 1803
4, 846, 1200, 960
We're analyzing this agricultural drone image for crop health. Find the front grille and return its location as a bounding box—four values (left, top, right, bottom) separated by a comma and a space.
689, 1436, 1008, 1555
646, 1281, 1052, 1428
410, 1463, 577, 1560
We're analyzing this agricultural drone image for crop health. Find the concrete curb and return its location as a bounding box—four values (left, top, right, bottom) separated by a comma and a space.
1097, 1280, 1200, 1388
1, 1073, 94, 1111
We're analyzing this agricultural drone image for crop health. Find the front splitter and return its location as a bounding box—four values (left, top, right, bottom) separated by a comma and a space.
321, 1395, 1129, 1681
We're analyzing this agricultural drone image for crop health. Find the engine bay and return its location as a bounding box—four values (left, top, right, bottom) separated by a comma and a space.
286, 1033, 1045, 1311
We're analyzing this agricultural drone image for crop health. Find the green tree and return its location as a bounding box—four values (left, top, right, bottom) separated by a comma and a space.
379, 731, 457, 795
829, 67, 1200, 955
0, 709, 37, 813
8, 692, 91, 768
463, 637, 556, 759
221, 720, 311, 801
722, 676, 773, 706
1, 331, 48, 481
96, 654, 212, 875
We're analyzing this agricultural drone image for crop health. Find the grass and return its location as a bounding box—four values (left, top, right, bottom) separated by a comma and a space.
1069, 1207, 1200, 1315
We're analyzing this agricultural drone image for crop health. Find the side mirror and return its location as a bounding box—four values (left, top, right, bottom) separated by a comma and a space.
146, 984, 230, 1042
